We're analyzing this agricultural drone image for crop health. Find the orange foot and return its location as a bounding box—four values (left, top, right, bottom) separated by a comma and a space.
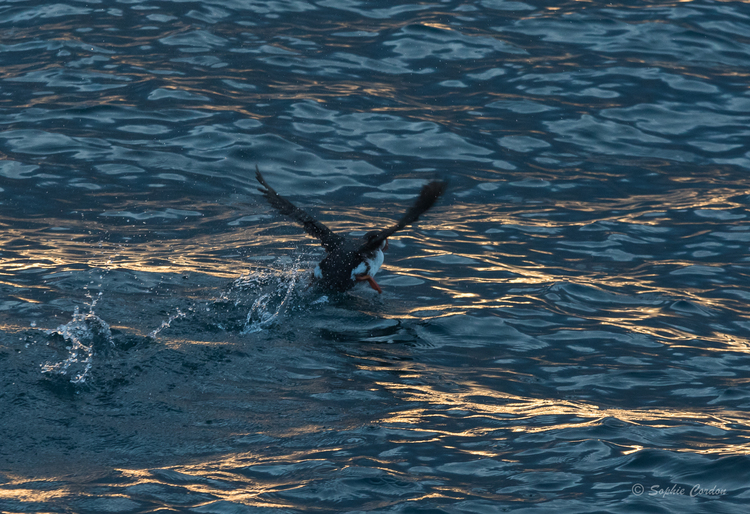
356, 274, 382, 294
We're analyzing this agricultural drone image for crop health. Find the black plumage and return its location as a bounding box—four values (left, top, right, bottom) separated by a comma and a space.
255, 166, 446, 293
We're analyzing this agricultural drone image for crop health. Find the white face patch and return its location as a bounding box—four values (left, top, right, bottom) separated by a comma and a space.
351, 249, 385, 281
350, 261, 368, 280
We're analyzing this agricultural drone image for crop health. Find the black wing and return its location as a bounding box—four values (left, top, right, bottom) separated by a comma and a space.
255, 166, 344, 252
358, 180, 447, 254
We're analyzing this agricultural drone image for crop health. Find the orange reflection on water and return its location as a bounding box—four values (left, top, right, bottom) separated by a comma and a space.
376, 381, 750, 454
114, 466, 292, 508
0, 484, 72, 504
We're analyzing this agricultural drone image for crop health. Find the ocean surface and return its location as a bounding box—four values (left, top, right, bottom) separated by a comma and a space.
1, 0, 750, 512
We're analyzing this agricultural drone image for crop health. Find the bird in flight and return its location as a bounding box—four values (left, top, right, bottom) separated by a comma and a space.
255, 166, 446, 294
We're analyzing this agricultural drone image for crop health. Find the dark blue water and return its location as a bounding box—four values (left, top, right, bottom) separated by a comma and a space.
1, 0, 750, 511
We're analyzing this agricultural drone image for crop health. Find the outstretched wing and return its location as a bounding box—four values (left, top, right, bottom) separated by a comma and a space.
358, 180, 447, 254
255, 166, 344, 252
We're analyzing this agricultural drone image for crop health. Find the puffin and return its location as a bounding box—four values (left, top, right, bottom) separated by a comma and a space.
255, 166, 446, 294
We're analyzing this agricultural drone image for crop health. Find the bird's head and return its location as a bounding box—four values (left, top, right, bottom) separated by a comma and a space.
364, 231, 389, 251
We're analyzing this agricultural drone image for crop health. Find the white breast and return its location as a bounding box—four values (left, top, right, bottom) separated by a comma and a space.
368, 249, 385, 277
351, 249, 384, 281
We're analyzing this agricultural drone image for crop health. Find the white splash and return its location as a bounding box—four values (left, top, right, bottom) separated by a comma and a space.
40, 293, 113, 384
148, 308, 187, 338
241, 257, 304, 334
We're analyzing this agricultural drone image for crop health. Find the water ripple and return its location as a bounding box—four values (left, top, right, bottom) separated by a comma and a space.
1, 0, 750, 512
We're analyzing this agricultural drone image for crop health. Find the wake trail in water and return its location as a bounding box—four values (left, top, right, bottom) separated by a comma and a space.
201, 255, 321, 334
35, 257, 317, 387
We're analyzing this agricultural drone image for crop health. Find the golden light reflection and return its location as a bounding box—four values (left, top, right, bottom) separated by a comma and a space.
112, 467, 295, 508
622, 445, 645, 456
375, 381, 750, 455
1, 182, 748, 357
0, 486, 73, 503
422, 22, 453, 31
